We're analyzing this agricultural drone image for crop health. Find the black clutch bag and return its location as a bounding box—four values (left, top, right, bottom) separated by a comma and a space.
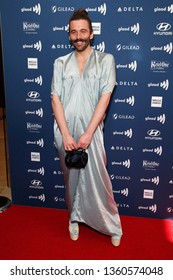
65, 149, 88, 169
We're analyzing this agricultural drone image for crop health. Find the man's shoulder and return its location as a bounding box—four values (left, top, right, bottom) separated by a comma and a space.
54, 51, 74, 63
94, 49, 114, 62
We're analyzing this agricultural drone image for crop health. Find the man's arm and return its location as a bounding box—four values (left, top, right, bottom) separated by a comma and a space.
51, 95, 78, 151
77, 93, 111, 149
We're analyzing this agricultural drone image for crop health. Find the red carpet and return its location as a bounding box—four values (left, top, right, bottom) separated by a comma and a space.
0, 205, 173, 260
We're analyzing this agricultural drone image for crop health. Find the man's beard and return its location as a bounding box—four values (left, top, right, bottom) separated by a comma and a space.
70, 37, 91, 52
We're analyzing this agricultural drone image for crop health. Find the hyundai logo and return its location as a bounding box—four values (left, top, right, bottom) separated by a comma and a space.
31, 180, 42, 186
28, 91, 40, 98
147, 129, 161, 137
156, 22, 171, 31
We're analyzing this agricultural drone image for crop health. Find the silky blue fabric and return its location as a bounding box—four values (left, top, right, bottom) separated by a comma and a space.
51, 49, 122, 238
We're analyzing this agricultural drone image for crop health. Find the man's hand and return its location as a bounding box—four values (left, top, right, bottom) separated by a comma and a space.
77, 131, 92, 149
62, 134, 78, 151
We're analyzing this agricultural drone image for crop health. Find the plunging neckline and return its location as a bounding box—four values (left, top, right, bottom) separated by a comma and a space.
74, 49, 93, 76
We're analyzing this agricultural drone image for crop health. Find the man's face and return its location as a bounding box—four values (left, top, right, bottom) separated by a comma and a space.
69, 19, 93, 52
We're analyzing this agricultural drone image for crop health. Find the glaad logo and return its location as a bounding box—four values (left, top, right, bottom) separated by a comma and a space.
148, 79, 169, 90
53, 25, 69, 32
39, 194, 46, 202
145, 114, 166, 124
129, 61, 137, 71
93, 42, 105, 52
21, 3, 41, 15
113, 188, 129, 197
27, 167, 45, 175
113, 128, 133, 138
151, 42, 173, 54
26, 138, 44, 148
167, 207, 173, 213
142, 146, 162, 156
118, 23, 140, 35
112, 159, 131, 168
36, 108, 43, 118
24, 75, 43, 86
140, 176, 160, 185
86, 3, 107, 15
116, 60, 137, 72
154, 4, 173, 13
98, 3, 107, 15
114, 96, 135, 106
25, 108, 43, 118
23, 41, 42, 52
138, 204, 157, 213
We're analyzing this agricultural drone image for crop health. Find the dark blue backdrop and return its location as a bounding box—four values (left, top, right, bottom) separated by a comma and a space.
1, 0, 173, 219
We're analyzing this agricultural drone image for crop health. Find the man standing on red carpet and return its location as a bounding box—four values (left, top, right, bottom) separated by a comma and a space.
51, 9, 122, 246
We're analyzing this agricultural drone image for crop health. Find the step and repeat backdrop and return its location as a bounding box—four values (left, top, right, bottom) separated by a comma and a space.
1, 0, 173, 219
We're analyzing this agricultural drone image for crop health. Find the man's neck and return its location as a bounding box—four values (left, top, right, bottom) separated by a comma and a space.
75, 46, 92, 60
